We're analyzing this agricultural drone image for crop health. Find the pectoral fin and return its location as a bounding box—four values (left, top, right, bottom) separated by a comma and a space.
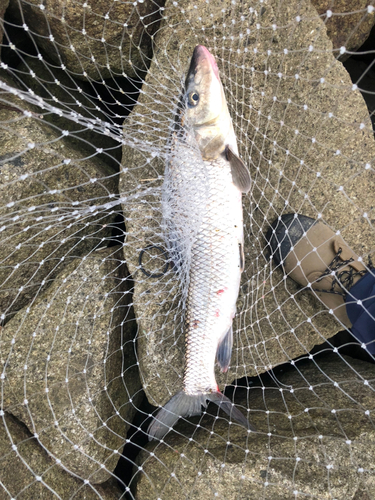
226, 145, 251, 193
216, 325, 233, 373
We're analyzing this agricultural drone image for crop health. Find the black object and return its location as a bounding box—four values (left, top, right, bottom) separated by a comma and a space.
265, 213, 317, 266
138, 245, 169, 278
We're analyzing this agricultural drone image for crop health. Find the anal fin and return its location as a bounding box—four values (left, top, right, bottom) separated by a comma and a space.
216, 325, 233, 373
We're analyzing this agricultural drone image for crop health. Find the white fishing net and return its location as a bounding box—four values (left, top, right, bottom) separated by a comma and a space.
0, 0, 375, 498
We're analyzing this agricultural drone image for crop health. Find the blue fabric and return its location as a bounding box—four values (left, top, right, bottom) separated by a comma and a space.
345, 270, 375, 354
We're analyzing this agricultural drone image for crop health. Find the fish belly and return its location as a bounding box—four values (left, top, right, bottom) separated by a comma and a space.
182, 156, 243, 395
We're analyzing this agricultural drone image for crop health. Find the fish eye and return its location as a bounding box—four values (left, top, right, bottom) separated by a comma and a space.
187, 91, 199, 107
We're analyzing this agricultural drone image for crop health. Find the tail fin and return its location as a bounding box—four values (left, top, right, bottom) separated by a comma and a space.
147, 390, 255, 441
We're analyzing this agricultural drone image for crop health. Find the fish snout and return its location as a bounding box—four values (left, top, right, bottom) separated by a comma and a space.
190, 45, 219, 80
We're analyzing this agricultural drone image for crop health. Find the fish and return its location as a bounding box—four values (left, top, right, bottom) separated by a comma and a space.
147, 45, 254, 440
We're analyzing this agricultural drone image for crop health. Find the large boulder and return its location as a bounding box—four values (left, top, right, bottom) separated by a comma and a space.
133, 355, 375, 499
120, 0, 375, 407
311, 0, 375, 60
0, 412, 123, 499
0, 73, 118, 320
0, 246, 141, 483
7, 0, 164, 80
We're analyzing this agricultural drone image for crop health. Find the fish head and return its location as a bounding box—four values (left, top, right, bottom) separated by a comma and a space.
183, 45, 236, 160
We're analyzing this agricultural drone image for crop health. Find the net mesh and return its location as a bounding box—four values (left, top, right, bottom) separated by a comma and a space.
0, 0, 375, 498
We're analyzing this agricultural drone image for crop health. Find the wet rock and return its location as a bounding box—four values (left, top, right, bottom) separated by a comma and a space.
0, 73, 118, 319
311, 0, 375, 60
133, 355, 375, 499
7, 0, 163, 80
0, 412, 123, 499
0, 246, 141, 483
120, 0, 375, 407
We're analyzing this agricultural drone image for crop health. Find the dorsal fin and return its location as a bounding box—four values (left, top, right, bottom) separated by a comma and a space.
225, 145, 251, 193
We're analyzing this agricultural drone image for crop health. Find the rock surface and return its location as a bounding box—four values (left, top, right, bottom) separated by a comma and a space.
0, 246, 141, 483
311, 0, 375, 60
133, 355, 375, 499
0, 412, 123, 498
120, 0, 375, 408
0, 73, 118, 320
7, 0, 163, 80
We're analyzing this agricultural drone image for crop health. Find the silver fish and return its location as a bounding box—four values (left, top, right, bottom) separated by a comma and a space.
148, 45, 254, 440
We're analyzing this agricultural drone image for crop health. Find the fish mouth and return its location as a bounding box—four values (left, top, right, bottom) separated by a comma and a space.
186, 44, 220, 82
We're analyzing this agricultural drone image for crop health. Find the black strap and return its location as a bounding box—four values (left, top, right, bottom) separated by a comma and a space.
138, 245, 169, 278
312, 247, 367, 297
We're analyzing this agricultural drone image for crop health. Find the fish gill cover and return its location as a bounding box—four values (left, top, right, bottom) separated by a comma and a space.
0, 0, 375, 498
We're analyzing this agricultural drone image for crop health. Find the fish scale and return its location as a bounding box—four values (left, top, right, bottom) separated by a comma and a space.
184, 155, 243, 394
